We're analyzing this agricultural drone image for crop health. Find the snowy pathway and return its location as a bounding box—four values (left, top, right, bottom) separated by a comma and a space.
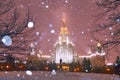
0, 71, 119, 80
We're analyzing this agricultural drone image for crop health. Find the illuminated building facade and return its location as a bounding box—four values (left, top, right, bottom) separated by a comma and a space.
54, 18, 75, 63
79, 43, 106, 67
90, 43, 106, 67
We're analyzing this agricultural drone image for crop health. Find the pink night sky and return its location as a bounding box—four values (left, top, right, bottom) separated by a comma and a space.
14, 0, 118, 62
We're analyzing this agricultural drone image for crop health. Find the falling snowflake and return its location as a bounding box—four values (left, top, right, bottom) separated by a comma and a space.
51, 69, 56, 75
40, 37, 43, 40
45, 5, 49, 8
26, 70, 32, 76
87, 29, 90, 31
65, 0, 68, 3
17, 73, 20, 77
85, 69, 88, 72
104, 35, 107, 37
105, 38, 108, 41
111, 32, 114, 35
28, 21, 34, 28
51, 29, 55, 33
2, 35, 12, 46
41, 2, 45, 5
49, 49, 52, 52
116, 18, 120, 22
20, 4, 24, 8
90, 40, 93, 42
49, 24, 53, 28
115, 63, 118, 66
82, 31, 85, 34
72, 32, 74, 35
34, 42, 38, 45
45, 74, 48, 77
5, 71, 8, 74
48, 39, 50, 42
36, 32, 40, 35
109, 27, 112, 30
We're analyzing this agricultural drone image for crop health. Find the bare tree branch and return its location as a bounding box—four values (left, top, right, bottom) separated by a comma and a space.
0, 0, 36, 57
92, 0, 120, 52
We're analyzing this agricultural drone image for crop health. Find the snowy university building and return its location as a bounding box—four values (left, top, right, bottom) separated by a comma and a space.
79, 43, 106, 67
54, 18, 75, 63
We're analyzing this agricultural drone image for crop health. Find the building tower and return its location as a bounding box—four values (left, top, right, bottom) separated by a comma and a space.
27, 43, 39, 62
91, 42, 106, 67
30, 43, 36, 55
54, 18, 74, 63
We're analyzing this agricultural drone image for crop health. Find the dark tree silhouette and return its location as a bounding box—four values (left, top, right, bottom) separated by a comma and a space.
92, 0, 120, 52
82, 57, 92, 72
114, 56, 120, 74
0, 0, 35, 56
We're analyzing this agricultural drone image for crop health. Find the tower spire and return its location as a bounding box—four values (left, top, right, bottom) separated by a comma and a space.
62, 17, 66, 27
59, 14, 69, 35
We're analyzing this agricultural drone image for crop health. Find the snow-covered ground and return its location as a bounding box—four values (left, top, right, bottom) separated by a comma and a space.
0, 71, 120, 80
